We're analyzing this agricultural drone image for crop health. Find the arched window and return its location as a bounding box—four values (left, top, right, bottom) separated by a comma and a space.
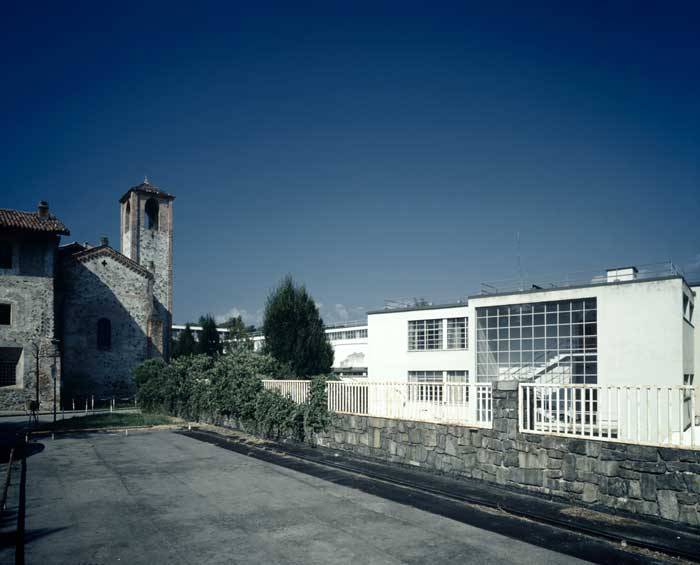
124, 201, 130, 233
145, 198, 159, 230
97, 318, 111, 350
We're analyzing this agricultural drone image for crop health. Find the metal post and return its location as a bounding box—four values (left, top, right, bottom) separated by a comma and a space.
16, 444, 26, 565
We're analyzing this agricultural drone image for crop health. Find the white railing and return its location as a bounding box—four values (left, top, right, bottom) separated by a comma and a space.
262, 380, 310, 404
519, 383, 698, 449
328, 381, 492, 428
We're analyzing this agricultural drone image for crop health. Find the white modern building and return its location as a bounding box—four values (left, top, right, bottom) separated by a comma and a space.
171, 324, 231, 343
174, 263, 697, 400
367, 265, 696, 394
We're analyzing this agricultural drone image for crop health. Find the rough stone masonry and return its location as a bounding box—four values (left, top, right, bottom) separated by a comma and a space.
316, 381, 700, 527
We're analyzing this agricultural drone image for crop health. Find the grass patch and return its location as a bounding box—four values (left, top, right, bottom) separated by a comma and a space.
48, 412, 179, 431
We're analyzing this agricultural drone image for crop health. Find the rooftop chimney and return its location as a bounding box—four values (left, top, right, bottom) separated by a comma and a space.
37, 201, 49, 218
606, 266, 638, 283
100, 236, 109, 247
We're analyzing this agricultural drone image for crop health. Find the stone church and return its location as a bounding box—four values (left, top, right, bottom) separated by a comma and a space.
0, 180, 174, 410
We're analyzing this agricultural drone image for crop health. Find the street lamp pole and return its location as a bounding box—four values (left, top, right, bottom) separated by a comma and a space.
51, 339, 60, 425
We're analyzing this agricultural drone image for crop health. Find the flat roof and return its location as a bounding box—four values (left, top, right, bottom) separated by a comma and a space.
468, 274, 684, 301
367, 302, 468, 316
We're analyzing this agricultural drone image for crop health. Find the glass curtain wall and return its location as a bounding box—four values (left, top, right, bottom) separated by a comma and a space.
476, 298, 597, 384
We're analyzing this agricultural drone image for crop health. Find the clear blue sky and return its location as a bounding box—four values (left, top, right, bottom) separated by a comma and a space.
2, 2, 698, 325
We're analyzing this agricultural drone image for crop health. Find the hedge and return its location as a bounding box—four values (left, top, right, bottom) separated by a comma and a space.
133, 350, 329, 443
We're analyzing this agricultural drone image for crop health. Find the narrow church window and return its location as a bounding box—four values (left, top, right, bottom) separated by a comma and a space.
124, 201, 130, 233
0, 241, 12, 269
145, 198, 159, 230
0, 304, 10, 325
97, 318, 112, 350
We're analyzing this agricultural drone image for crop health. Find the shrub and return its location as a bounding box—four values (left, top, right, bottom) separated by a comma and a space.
132, 349, 330, 442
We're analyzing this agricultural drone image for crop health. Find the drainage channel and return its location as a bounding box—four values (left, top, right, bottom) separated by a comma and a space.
179, 429, 698, 564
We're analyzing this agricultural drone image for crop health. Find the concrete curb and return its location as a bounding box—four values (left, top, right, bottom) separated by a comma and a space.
29, 423, 184, 436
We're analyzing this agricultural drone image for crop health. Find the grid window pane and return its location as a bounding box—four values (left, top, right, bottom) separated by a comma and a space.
476, 297, 597, 384
408, 319, 443, 350
447, 317, 468, 349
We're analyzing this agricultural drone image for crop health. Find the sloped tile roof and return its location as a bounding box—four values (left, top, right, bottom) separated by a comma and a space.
66, 245, 153, 280
0, 208, 70, 235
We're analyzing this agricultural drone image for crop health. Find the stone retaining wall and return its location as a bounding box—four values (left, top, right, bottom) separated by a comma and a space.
315, 381, 700, 527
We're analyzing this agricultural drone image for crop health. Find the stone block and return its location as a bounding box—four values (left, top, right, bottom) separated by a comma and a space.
679, 505, 700, 527
518, 450, 548, 469
629, 480, 642, 499
635, 500, 659, 517
562, 454, 577, 481
685, 473, 700, 494
655, 473, 685, 491
462, 453, 477, 469
657, 490, 680, 521
641, 474, 657, 501
445, 435, 458, 457
625, 445, 659, 462
598, 460, 619, 477
509, 467, 543, 487
408, 428, 421, 444
582, 483, 599, 503
503, 449, 519, 467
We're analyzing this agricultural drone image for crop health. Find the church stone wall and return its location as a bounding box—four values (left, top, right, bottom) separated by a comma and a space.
60, 253, 153, 400
0, 235, 59, 410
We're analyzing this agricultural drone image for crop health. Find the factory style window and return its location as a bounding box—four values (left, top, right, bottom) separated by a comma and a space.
476, 298, 597, 384
0, 304, 10, 325
0, 241, 11, 269
447, 317, 468, 349
0, 348, 21, 387
408, 319, 442, 350
145, 198, 159, 230
97, 318, 112, 350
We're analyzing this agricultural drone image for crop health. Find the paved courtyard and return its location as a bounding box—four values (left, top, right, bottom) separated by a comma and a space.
1, 430, 589, 564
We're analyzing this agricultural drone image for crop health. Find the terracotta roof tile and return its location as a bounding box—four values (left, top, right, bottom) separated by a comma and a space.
0, 208, 70, 235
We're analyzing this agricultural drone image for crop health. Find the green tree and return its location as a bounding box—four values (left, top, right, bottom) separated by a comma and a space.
263, 275, 333, 377
198, 314, 222, 357
173, 323, 198, 358
221, 315, 251, 350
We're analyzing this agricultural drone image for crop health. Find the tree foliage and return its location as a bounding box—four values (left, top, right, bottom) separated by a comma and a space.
263, 275, 333, 377
133, 350, 329, 442
173, 323, 198, 358
220, 315, 251, 351
197, 314, 222, 357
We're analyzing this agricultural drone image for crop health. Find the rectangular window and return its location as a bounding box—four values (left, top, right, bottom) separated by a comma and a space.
0, 348, 21, 387
446, 317, 468, 349
0, 241, 11, 269
0, 304, 10, 325
408, 370, 443, 402
476, 297, 597, 384
408, 319, 443, 350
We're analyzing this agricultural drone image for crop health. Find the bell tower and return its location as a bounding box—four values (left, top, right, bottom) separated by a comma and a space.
119, 179, 175, 358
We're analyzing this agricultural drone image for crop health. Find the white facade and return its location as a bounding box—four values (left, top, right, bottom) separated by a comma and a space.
367, 274, 695, 390
367, 304, 471, 382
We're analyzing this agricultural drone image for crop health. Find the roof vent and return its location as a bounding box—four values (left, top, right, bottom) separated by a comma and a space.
607, 266, 638, 283
37, 201, 49, 218
100, 236, 109, 247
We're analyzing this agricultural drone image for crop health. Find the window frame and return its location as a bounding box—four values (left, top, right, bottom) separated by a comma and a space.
0, 241, 12, 270
97, 318, 112, 350
0, 303, 11, 326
